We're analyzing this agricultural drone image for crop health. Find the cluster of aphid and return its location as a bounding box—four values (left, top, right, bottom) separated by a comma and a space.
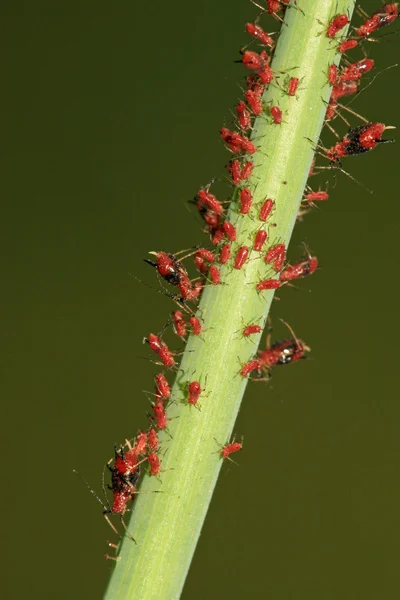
78, 1, 398, 559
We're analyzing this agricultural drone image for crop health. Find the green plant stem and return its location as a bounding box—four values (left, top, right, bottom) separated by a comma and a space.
104, 1, 355, 598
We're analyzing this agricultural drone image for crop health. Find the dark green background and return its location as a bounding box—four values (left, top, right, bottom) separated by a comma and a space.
2, 1, 399, 598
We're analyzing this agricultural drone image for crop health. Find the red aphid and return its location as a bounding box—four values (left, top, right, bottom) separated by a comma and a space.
245, 89, 263, 115
148, 453, 161, 477
221, 442, 243, 459
265, 243, 286, 271
331, 80, 358, 101
327, 14, 349, 38
243, 324, 262, 336
148, 428, 159, 451
189, 316, 202, 336
145, 251, 188, 288
259, 198, 275, 221
259, 337, 309, 368
153, 402, 167, 430
240, 358, 263, 377
304, 190, 329, 202
280, 255, 318, 281
253, 229, 268, 251
246, 22, 274, 47
194, 254, 208, 274
145, 333, 175, 368
236, 100, 252, 130
228, 159, 242, 185
256, 278, 281, 292
288, 77, 299, 96
209, 265, 221, 285
242, 50, 266, 72
328, 64, 338, 85
211, 227, 225, 246
197, 189, 224, 215
246, 76, 265, 98
196, 247, 216, 263
134, 432, 148, 456
222, 221, 237, 242
338, 39, 358, 53
220, 128, 257, 155
108, 446, 140, 517
173, 310, 187, 338
234, 246, 249, 270
356, 3, 399, 38
258, 64, 274, 85
240, 188, 253, 214
220, 243, 231, 264
270, 105, 282, 124
339, 58, 374, 82
241, 161, 254, 180
326, 122, 391, 164
188, 380, 202, 405
155, 373, 171, 402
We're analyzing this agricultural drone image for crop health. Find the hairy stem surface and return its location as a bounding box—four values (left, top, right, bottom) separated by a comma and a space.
105, 1, 355, 598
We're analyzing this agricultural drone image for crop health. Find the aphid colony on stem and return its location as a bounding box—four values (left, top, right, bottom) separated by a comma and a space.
76, 2, 397, 560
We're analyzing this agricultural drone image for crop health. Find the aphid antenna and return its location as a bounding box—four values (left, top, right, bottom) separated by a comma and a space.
73, 469, 112, 514
278, 318, 311, 352
346, 63, 398, 108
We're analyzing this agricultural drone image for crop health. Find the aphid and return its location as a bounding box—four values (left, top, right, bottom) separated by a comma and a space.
288, 77, 299, 96
243, 324, 262, 336
258, 322, 310, 369
256, 278, 281, 292
211, 227, 225, 246
245, 89, 263, 115
134, 432, 148, 456
148, 428, 159, 451
220, 128, 257, 155
327, 14, 349, 38
356, 3, 399, 38
246, 22, 274, 47
196, 247, 216, 263
328, 64, 338, 85
280, 253, 318, 281
234, 246, 249, 270
240, 188, 253, 214
145, 333, 175, 368
209, 265, 221, 285
222, 221, 237, 241
240, 358, 263, 377
154, 373, 171, 402
338, 39, 358, 52
187, 380, 202, 405
221, 442, 243, 459
257, 64, 274, 85
145, 251, 187, 287
242, 50, 267, 72
303, 190, 329, 202
189, 316, 202, 336
194, 193, 222, 235
270, 105, 282, 124
236, 100, 252, 130
265, 243, 286, 271
148, 453, 161, 477
196, 188, 224, 215
241, 161, 254, 180
259, 198, 275, 221
253, 229, 268, 251
228, 159, 242, 185
326, 122, 393, 164
153, 401, 168, 430
194, 254, 208, 275
246, 76, 265, 98
173, 310, 187, 338
339, 58, 374, 81
220, 243, 231, 264
331, 80, 359, 101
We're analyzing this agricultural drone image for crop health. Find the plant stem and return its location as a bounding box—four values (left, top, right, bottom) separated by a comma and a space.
104, 1, 355, 598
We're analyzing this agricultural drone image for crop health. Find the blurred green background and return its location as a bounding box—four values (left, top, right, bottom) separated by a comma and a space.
2, 1, 400, 598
